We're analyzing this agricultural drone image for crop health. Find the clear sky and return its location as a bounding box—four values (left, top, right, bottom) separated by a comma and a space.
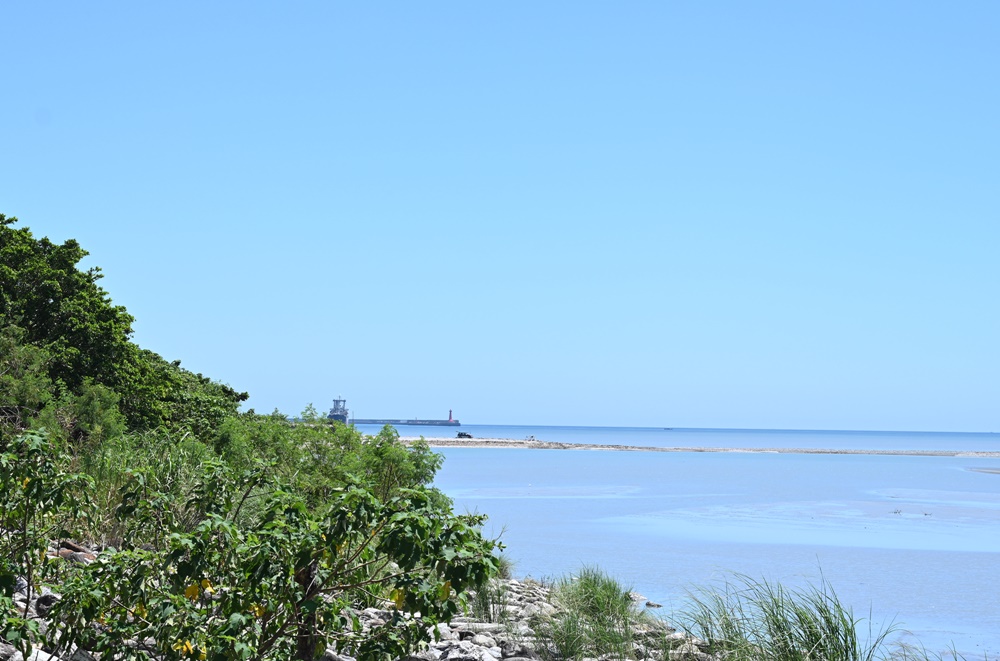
2, 3, 997, 431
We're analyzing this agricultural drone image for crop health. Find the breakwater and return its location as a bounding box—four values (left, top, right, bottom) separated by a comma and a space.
354, 418, 461, 426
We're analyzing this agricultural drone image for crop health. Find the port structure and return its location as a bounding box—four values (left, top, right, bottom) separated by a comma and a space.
328, 398, 460, 426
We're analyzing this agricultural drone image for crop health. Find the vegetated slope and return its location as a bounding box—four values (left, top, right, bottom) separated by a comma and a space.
0, 213, 499, 661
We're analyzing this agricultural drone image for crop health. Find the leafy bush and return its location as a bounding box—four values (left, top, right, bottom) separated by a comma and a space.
0, 418, 500, 660
50, 459, 498, 661
212, 415, 447, 509
0, 431, 93, 656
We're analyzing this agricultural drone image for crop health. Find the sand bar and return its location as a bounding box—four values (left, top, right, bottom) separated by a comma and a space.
401, 437, 1000, 458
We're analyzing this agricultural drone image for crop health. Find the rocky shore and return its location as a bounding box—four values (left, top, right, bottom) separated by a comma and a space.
396, 578, 712, 661
402, 437, 1000, 458
4, 544, 710, 661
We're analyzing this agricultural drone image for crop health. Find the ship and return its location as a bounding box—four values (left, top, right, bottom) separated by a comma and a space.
328, 397, 349, 423
327, 399, 461, 426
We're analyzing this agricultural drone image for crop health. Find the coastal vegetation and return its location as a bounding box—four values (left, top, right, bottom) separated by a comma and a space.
1, 215, 499, 659
678, 575, 901, 661
536, 567, 648, 661
0, 215, 974, 660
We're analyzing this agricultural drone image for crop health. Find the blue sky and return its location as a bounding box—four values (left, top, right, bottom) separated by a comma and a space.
2, 3, 997, 431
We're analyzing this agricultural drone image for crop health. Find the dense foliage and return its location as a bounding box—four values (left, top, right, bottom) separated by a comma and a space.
1, 214, 248, 436
0, 215, 500, 660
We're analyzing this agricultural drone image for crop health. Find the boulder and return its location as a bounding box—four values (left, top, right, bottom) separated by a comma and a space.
0, 642, 19, 661
434, 623, 460, 641
668, 643, 713, 661
400, 654, 439, 661
440, 640, 495, 661
463, 622, 503, 634
34, 594, 59, 618
500, 640, 541, 659
470, 634, 496, 648
322, 652, 358, 661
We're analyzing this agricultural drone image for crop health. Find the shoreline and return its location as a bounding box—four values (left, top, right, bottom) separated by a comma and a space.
401, 437, 1000, 458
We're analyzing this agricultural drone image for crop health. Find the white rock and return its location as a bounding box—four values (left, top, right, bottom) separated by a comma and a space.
470, 634, 495, 648
668, 643, 713, 661
26, 650, 58, 661
464, 622, 502, 633
435, 623, 459, 640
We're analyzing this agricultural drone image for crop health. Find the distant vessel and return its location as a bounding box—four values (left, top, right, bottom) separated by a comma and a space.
328, 397, 349, 423
327, 399, 461, 426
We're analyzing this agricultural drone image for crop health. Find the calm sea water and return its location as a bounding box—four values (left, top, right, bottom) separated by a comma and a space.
358, 425, 1000, 658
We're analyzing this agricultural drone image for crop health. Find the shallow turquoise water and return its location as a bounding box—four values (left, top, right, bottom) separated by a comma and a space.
423, 428, 1000, 659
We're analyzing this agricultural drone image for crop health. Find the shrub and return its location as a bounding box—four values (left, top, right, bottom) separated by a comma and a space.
0, 431, 93, 656
50, 460, 499, 661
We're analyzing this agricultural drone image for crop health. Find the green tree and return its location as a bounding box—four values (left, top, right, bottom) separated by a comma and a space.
1, 215, 247, 434
353, 426, 444, 502
0, 325, 54, 435
0, 215, 135, 394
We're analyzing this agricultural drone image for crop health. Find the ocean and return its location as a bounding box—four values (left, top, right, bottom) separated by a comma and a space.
355, 424, 1000, 659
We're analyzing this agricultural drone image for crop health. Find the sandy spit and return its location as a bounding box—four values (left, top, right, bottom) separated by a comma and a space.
400, 437, 1000, 458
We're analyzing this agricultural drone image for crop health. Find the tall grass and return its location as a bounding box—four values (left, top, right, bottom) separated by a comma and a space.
537, 566, 649, 661
466, 554, 515, 623
558, 566, 637, 624
467, 578, 511, 624
76, 430, 217, 542
677, 574, 899, 661
496, 553, 515, 580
